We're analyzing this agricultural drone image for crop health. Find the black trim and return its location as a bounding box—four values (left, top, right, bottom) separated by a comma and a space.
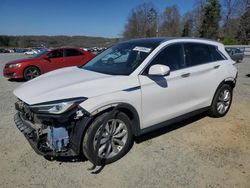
114, 103, 141, 136
70, 115, 92, 155
137, 107, 209, 136
122, 86, 141, 92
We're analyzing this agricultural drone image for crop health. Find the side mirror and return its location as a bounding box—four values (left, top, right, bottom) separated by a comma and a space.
148, 64, 170, 76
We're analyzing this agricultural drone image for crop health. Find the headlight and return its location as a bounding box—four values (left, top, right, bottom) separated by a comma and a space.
8, 63, 21, 68
30, 97, 87, 114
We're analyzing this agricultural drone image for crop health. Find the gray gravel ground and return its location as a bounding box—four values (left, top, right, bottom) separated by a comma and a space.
0, 53, 249, 188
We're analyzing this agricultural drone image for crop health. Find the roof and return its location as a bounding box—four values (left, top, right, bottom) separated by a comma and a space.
120, 37, 219, 47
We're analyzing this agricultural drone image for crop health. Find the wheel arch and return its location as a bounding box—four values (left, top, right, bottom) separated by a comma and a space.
93, 103, 140, 136
84, 103, 141, 138
210, 78, 235, 106
23, 65, 41, 77
74, 103, 140, 156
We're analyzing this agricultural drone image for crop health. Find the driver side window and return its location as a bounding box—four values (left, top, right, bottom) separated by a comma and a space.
47, 49, 63, 58
145, 44, 185, 74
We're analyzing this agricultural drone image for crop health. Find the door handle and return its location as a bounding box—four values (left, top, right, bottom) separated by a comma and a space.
214, 65, 220, 69
181, 73, 191, 78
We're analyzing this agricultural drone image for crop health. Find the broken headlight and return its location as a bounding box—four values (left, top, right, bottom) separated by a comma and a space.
30, 97, 87, 114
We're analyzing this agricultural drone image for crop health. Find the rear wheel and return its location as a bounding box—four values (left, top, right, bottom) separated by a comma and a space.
23, 66, 40, 80
82, 112, 133, 165
208, 84, 233, 117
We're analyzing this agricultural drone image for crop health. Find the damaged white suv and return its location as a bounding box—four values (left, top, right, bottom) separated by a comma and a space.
14, 38, 237, 165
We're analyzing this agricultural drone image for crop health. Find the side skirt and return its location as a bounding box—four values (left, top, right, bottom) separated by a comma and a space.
137, 107, 209, 136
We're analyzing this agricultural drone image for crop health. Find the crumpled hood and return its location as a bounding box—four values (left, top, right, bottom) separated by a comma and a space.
14, 67, 138, 105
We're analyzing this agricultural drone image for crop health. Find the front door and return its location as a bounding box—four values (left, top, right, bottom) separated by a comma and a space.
44, 49, 64, 72
139, 43, 193, 128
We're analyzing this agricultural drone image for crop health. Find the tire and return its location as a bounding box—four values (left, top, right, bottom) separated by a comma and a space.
23, 66, 40, 81
208, 84, 233, 118
82, 112, 133, 165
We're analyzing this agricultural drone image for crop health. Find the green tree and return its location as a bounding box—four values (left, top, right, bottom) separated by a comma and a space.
0, 36, 10, 47
199, 0, 221, 39
123, 3, 158, 39
182, 12, 194, 37
159, 5, 181, 37
237, 8, 250, 44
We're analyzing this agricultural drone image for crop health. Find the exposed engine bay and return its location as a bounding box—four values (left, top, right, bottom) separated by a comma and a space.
14, 100, 89, 157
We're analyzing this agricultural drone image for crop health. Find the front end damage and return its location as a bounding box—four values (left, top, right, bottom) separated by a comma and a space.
14, 100, 91, 157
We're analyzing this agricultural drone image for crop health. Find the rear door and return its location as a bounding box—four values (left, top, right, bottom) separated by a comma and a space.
182, 42, 227, 110
63, 48, 84, 67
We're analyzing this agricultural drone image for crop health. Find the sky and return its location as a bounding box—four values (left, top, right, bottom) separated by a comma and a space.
0, 0, 195, 38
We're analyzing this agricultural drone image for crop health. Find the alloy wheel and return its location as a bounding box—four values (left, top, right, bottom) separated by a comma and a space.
216, 89, 231, 114
25, 67, 40, 80
94, 119, 128, 159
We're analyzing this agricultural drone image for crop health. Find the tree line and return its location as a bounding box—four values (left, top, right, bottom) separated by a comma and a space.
0, 35, 118, 48
123, 0, 250, 44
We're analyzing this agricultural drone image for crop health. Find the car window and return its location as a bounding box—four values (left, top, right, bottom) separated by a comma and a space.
209, 46, 225, 61
83, 42, 157, 75
145, 44, 185, 73
47, 49, 63, 58
64, 49, 82, 57
184, 43, 213, 66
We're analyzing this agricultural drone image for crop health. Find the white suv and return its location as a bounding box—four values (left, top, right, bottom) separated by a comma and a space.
14, 38, 237, 166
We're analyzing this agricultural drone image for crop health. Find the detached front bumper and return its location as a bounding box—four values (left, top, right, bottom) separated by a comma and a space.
14, 107, 92, 158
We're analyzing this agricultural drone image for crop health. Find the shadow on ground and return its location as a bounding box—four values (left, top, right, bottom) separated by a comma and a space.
44, 155, 87, 163
135, 112, 207, 143
8, 78, 26, 82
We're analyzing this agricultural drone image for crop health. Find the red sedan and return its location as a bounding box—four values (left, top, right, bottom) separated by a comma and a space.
3, 47, 95, 80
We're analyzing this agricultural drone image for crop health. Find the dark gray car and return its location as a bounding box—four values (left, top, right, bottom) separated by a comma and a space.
225, 47, 245, 62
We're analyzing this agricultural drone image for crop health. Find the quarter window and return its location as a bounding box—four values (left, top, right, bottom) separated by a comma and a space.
146, 44, 185, 73
209, 46, 225, 61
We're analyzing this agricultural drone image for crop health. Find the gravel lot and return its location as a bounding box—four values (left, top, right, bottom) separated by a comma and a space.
0, 53, 249, 188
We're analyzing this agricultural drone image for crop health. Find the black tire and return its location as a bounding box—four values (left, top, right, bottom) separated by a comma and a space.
23, 66, 40, 81
208, 84, 233, 118
82, 112, 133, 165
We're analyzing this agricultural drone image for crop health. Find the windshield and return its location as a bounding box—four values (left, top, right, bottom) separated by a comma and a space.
32, 48, 48, 58
82, 42, 157, 75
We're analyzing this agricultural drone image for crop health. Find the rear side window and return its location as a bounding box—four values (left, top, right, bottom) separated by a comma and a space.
146, 44, 185, 72
64, 49, 83, 57
184, 43, 212, 66
184, 43, 225, 66
209, 46, 225, 61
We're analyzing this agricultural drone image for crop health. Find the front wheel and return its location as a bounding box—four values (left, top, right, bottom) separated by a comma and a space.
23, 66, 40, 81
208, 84, 233, 117
82, 112, 133, 165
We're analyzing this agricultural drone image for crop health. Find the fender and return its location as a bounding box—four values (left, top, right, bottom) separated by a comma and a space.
70, 103, 141, 155
210, 77, 236, 107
